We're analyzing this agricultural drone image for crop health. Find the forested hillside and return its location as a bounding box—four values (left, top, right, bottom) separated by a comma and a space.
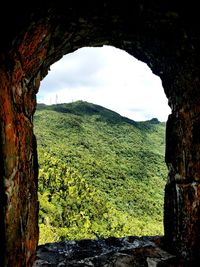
33, 101, 167, 244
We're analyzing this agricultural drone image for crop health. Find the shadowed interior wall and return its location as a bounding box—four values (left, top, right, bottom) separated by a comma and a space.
0, 1, 200, 266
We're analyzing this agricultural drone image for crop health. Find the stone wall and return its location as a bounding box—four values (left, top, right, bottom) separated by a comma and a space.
0, 1, 200, 266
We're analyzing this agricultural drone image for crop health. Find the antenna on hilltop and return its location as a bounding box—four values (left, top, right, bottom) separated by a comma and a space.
55, 94, 58, 104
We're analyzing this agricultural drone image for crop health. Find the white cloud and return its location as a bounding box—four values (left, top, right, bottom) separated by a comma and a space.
37, 45, 171, 121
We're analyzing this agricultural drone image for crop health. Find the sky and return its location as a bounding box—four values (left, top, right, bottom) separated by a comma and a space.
37, 45, 171, 121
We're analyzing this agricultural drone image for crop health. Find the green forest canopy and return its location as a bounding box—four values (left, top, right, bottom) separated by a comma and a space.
33, 101, 167, 244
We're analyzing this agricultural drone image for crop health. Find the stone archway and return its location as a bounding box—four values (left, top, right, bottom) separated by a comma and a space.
1, 1, 200, 266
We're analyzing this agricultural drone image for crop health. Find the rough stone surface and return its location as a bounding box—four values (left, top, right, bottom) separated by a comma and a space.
1, 1, 200, 266
164, 182, 200, 260
33, 236, 181, 267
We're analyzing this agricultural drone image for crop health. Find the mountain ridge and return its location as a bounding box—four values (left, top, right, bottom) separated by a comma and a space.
36, 100, 163, 125
34, 100, 167, 244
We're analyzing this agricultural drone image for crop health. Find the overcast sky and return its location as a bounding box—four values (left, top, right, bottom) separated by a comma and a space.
37, 45, 171, 121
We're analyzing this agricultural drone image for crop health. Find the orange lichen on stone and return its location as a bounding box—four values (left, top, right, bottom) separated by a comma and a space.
18, 24, 49, 74
0, 70, 17, 168
18, 23, 49, 58
12, 57, 24, 84
26, 239, 36, 254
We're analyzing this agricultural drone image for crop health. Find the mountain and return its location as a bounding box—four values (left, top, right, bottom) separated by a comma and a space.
33, 101, 167, 244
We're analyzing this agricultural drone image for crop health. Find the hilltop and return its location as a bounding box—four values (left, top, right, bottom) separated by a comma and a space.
34, 101, 167, 244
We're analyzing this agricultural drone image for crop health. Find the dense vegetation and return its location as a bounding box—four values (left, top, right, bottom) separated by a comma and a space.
33, 100, 167, 244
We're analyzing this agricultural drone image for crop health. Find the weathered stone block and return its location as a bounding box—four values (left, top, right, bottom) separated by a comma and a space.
164, 182, 200, 261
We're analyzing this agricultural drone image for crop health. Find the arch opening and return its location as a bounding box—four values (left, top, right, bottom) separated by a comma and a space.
34, 45, 170, 244
2, 3, 200, 265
